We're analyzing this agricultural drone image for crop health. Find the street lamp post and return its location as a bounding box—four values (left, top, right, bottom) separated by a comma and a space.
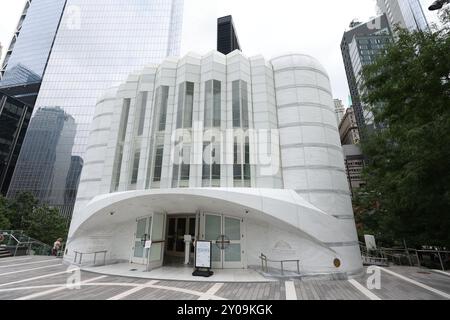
429, 0, 450, 11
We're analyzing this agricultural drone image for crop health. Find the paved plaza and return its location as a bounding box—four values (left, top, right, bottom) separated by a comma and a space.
0, 256, 449, 300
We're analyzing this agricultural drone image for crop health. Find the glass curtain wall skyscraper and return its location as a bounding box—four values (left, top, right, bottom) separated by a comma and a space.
377, 0, 429, 32
0, 0, 67, 195
341, 15, 393, 136
7, 0, 185, 218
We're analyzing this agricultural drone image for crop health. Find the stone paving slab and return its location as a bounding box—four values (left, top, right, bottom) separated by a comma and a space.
356, 267, 446, 300
124, 287, 198, 300
42, 284, 132, 301
156, 280, 216, 292
0, 257, 449, 300
387, 266, 450, 294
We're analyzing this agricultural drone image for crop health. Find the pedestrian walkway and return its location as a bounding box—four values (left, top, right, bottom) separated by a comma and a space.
0, 256, 449, 300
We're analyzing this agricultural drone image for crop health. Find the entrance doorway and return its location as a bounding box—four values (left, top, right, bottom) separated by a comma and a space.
201, 213, 245, 269
165, 215, 196, 265
131, 212, 166, 270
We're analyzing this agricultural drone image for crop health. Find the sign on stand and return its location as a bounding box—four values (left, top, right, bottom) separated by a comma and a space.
192, 240, 214, 277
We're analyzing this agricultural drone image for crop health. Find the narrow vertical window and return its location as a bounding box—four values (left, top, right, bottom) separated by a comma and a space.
213, 80, 221, 127
158, 86, 169, 131
119, 99, 131, 142
176, 83, 185, 129
176, 82, 195, 130
183, 82, 194, 129
244, 137, 251, 186
153, 146, 163, 182
202, 142, 211, 187
232, 81, 241, 128
233, 137, 242, 184
112, 98, 131, 191
131, 151, 140, 185
137, 92, 148, 136
241, 81, 249, 129
204, 80, 213, 127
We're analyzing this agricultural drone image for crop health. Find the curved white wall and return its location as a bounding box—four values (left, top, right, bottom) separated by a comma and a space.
68, 51, 362, 277
271, 54, 353, 219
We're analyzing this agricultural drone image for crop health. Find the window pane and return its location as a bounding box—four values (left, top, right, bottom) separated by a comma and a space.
241, 81, 249, 129
159, 86, 169, 131
153, 146, 163, 182
131, 151, 140, 184
232, 80, 240, 128
119, 99, 131, 142
176, 83, 184, 129
213, 80, 221, 127
225, 244, 241, 262
184, 82, 194, 128
137, 92, 148, 136
204, 80, 212, 128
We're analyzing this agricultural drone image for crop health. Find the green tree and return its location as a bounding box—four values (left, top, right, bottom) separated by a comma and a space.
357, 10, 450, 248
24, 205, 68, 245
6, 192, 38, 230
0, 193, 68, 245
0, 196, 11, 230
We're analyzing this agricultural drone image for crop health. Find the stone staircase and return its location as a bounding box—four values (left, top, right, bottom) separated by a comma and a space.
0, 246, 13, 259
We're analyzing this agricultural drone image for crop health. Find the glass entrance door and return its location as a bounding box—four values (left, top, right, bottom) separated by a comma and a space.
166, 216, 196, 257
202, 213, 244, 269
131, 216, 152, 265
131, 212, 166, 269
147, 212, 167, 270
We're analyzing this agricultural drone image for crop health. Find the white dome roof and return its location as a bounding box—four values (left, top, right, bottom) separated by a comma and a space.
270, 53, 328, 77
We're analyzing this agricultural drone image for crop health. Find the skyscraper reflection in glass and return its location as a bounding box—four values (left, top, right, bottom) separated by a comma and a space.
7, 0, 185, 218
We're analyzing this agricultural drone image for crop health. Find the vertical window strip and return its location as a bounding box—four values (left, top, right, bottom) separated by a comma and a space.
159, 86, 169, 131
112, 99, 131, 191
204, 80, 213, 128
176, 83, 185, 129
131, 150, 140, 185
153, 146, 163, 182
137, 92, 148, 136
241, 81, 249, 129
213, 80, 221, 127
232, 80, 240, 128
183, 82, 194, 129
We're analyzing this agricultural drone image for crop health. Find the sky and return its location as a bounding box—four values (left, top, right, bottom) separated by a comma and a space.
0, 0, 442, 105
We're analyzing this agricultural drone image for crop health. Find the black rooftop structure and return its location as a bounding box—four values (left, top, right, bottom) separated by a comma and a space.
217, 15, 241, 55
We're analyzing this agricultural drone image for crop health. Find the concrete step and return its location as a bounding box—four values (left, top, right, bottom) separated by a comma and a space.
0, 247, 13, 258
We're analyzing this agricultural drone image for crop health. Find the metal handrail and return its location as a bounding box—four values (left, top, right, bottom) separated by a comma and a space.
73, 250, 107, 267
0, 230, 52, 256
260, 253, 300, 275
359, 242, 449, 271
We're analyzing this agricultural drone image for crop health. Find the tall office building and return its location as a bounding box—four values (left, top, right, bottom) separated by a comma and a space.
0, 92, 32, 195
217, 15, 241, 55
377, 0, 429, 32
0, 0, 67, 195
7, 0, 185, 218
334, 99, 346, 126
341, 14, 393, 135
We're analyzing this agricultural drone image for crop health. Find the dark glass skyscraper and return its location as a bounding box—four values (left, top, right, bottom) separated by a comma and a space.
0, 92, 32, 195
7, 0, 185, 219
217, 15, 241, 55
341, 14, 393, 136
0, 0, 66, 195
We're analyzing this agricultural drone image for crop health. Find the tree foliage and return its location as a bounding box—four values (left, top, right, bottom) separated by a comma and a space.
356, 10, 450, 248
0, 193, 68, 245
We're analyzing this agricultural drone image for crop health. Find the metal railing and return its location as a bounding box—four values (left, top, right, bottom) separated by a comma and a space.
260, 253, 300, 275
359, 241, 449, 271
0, 230, 52, 256
73, 250, 107, 267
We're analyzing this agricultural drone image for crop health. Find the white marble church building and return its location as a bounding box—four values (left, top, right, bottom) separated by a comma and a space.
65, 51, 363, 277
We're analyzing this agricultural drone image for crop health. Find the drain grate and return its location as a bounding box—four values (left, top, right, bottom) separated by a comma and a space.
417, 271, 431, 274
